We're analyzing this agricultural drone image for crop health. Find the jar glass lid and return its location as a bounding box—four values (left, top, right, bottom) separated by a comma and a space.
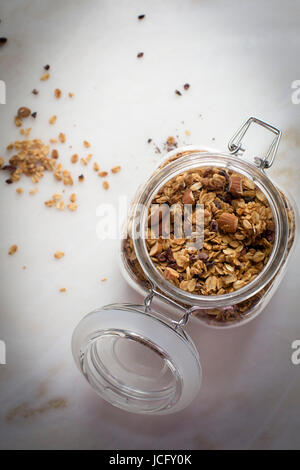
72, 304, 202, 414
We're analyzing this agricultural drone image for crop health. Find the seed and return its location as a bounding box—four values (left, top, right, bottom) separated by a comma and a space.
58, 132, 66, 143
14, 116, 22, 127
17, 107, 31, 118
8, 244, 18, 255
138, 14, 145, 20
68, 203, 77, 211
49, 115, 57, 125
41, 72, 50, 81
111, 165, 121, 174
175, 90, 182, 96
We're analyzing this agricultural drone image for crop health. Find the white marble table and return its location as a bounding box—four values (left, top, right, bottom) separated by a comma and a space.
0, 0, 300, 450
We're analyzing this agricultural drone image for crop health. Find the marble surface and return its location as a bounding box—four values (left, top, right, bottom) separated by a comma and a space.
0, 0, 300, 450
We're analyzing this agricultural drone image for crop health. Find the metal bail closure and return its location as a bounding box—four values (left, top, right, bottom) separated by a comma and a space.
72, 299, 202, 415
228, 116, 281, 169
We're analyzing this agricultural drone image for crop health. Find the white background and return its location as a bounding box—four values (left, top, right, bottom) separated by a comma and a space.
0, 0, 300, 450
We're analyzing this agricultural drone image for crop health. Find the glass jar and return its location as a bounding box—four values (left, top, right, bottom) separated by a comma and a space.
72, 117, 298, 415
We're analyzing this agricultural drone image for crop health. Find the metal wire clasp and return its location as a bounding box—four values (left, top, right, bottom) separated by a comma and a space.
228, 117, 281, 169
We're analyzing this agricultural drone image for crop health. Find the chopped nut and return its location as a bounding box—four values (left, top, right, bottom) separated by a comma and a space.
54, 251, 64, 259
8, 244, 18, 255
217, 212, 238, 233
103, 181, 109, 190
111, 165, 121, 174
54, 88, 62, 98
99, 171, 108, 177
229, 175, 243, 196
17, 107, 31, 118
58, 132, 66, 143
182, 189, 195, 205
41, 72, 50, 81
49, 115, 57, 125
71, 154, 78, 163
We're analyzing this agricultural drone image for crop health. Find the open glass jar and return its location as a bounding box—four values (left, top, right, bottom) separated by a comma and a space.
72, 117, 297, 415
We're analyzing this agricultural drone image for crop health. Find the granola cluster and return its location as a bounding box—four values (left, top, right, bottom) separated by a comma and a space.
146, 166, 275, 296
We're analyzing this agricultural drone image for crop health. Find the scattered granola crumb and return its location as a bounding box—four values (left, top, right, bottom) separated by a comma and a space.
111, 165, 121, 174
83, 140, 91, 148
54, 251, 64, 259
147, 138, 152, 144
59, 288, 66, 292
14, 116, 22, 127
0, 37, 7, 47
8, 244, 18, 255
58, 132, 66, 143
185, 130, 191, 136
41, 73, 50, 81
80, 157, 88, 166
29, 187, 38, 195
16, 187, 23, 194
68, 92, 74, 98
45, 199, 55, 207
86, 154, 92, 163
175, 90, 182, 96
71, 154, 78, 163
98, 171, 108, 177
44, 64, 50, 70
51, 149, 59, 159
52, 193, 62, 201
17, 107, 31, 118
103, 181, 109, 190
32, 89, 39, 95
31, 112, 37, 119
93, 162, 99, 172
70, 193, 76, 203
20, 128, 31, 137
49, 115, 57, 125
0, 157, 4, 168
22, 265, 27, 270
78, 174, 84, 182
50, 138, 58, 144
54, 88, 62, 98
101, 277, 107, 282
138, 14, 145, 20
56, 200, 65, 210
183, 83, 190, 90
137, 52, 144, 58
67, 203, 77, 211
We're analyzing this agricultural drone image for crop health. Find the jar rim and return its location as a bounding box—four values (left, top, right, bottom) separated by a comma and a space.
131, 149, 289, 308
